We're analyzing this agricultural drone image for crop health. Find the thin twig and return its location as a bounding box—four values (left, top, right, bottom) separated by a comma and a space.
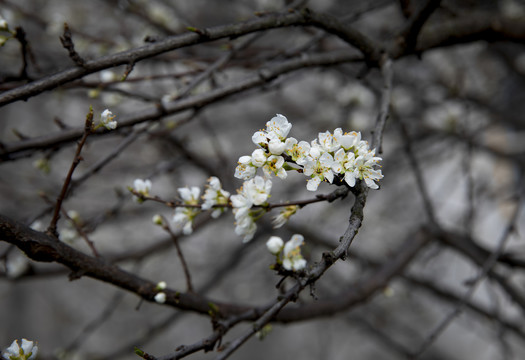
160, 216, 194, 293
47, 108, 93, 237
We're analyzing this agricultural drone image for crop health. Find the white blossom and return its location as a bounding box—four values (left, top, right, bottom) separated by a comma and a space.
154, 292, 166, 304
317, 130, 340, 153
234, 155, 257, 180
100, 109, 117, 130
266, 236, 284, 254
333, 128, 360, 150
265, 114, 292, 140
172, 186, 200, 235
133, 179, 151, 194
3, 339, 38, 360
233, 205, 257, 242
285, 138, 310, 166
268, 138, 286, 155
303, 152, 335, 191
281, 234, 307, 271
262, 155, 287, 179
201, 176, 230, 218
250, 149, 268, 167
132, 179, 152, 202
271, 205, 298, 228
345, 150, 383, 189
243, 176, 272, 205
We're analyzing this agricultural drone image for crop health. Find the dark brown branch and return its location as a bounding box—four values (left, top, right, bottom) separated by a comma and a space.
60, 23, 86, 67
0, 213, 247, 316
47, 108, 93, 237
274, 228, 429, 322
396, 0, 442, 54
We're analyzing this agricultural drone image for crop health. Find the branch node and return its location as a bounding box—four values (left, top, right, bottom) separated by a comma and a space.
60, 23, 86, 67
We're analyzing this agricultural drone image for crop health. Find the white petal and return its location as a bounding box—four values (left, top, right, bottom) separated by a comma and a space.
306, 177, 321, 191
266, 236, 284, 254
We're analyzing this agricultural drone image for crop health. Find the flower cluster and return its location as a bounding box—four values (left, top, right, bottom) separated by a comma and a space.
130, 115, 383, 246
235, 114, 383, 191
3, 339, 38, 360
266, 234, 307, 271
230, 176, 272, 242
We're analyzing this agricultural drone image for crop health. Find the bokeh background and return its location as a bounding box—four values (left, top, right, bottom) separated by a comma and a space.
1, 1, 525, 359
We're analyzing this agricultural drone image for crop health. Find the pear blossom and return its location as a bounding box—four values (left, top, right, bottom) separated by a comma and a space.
154, 292, 166, 304
303, 152, 335, 191
234, 156, 257, 180
132, 179, 152, 202
266, 114, 292, 140
172, 186, 201, 235
100, 109, 117, 130
250, 149, 268, 167
233, 208, 257, 242
3, 339, 38, 360
201, 176, 230, 218
252, 130, 268, 146
252, 114, 292, 147
333, 128, 360, 150
282, 234, 307, 271
345, 150, 383, 189
243, 176, 272, 205
262, 155, 287, 179
285, 138, 310, 166
156, 281, 167, 290
272, 205, 298, 228
231, 188, 257, 242
316, 130, 340, 153
266, 236, 284, 254
268, 138, 286, 155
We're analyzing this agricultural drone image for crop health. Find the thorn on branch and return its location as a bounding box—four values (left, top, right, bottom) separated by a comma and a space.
122, 61, 135, 81
60, 23, 86, 67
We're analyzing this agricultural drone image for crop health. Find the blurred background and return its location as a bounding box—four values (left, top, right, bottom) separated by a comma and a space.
1, 0, 525, 359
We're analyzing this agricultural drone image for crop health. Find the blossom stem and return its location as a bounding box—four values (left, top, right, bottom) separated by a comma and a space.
160, 216, 194, 293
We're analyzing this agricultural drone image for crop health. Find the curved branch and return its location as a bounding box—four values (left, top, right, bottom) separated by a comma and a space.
0, 213, 251, 317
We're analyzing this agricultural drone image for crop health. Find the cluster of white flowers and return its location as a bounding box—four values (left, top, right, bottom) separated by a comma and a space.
230, 175, 272, 242
235, 114, 383, 191
128, 114, 385, 275
3, 339, 38, 360
266, 234, 307, 271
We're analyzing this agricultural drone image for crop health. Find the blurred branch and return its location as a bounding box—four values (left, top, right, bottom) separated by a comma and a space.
0, 8, 379, 107
0, 49, 362, 161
